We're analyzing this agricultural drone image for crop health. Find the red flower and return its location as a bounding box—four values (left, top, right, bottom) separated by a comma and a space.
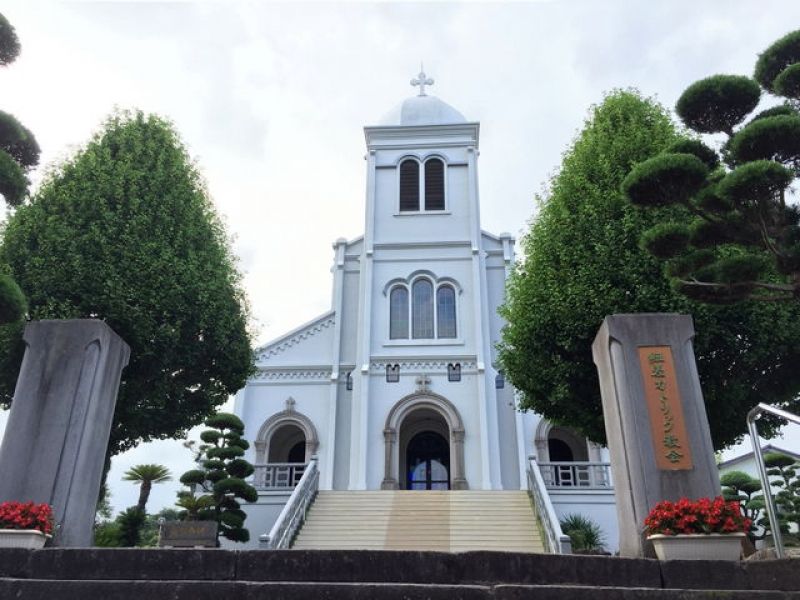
644, 497, 749, 536
0, 501, 54, 535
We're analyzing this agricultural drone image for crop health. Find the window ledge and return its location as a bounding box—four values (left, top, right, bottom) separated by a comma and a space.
394, 210, 451, 216
384, 338, 464, 347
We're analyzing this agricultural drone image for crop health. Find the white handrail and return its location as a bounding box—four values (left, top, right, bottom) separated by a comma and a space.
746, 403, 800, 559
259, 455, 319, 549
527, 455, 571, 554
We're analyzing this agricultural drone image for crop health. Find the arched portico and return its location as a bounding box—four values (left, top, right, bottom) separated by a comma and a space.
534, 419, 599, 462
381, 392, 467, 490
254, 399, 319, 464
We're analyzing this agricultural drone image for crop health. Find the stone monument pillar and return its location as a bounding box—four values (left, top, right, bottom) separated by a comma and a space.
0, 320, 130, 547
592, 314, 720, 557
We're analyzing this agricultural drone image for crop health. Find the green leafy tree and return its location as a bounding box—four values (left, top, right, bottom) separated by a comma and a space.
622, 29, 800, 303
0, 13, 39, 326
93, 520, 121, 548
499, 90, 800, 448
0, 110, 254, 457
178, 413, 257, 544
122, 464, 172, 513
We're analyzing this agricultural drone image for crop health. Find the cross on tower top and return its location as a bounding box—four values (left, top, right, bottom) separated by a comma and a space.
411, 66, 434, 97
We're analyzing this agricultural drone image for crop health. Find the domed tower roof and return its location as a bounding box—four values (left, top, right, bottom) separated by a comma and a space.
378, 69, 467, 126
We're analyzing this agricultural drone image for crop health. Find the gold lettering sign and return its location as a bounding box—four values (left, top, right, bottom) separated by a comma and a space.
638, 346, 693, 470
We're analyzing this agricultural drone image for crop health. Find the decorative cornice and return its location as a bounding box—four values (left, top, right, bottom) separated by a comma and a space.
369, 359, 477, 374
255, 313, 335, 361
251, 368, 333, 383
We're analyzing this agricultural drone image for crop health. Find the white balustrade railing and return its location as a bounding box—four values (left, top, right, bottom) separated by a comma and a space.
252, 462, 307, 489
538, 462, 613, 489
259, 456, 319, 549
527, 456, 572, 554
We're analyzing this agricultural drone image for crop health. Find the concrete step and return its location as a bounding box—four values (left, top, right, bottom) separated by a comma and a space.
292, 490, 544, 552
2, 579, 798, 600
1, 549, 799, 597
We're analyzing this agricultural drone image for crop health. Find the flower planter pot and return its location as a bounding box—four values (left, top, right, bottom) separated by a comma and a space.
648, 532, 745, 561
0, 529, 49, 549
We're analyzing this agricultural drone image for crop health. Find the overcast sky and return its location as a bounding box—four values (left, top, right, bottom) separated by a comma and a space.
1, 0, 800, 519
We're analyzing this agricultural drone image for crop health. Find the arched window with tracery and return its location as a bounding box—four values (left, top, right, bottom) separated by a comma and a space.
389, 286, 409, 339
399, 159, 420, 212
412, 278, 434, 339
424, 158, 445, 210
436, 284, 456, 338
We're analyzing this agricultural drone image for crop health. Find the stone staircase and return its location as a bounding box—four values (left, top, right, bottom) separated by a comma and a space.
292, 490, 544, 552
1, 548, 799, 599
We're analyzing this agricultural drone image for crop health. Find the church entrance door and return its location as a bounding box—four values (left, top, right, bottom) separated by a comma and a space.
406, 431, 450, 490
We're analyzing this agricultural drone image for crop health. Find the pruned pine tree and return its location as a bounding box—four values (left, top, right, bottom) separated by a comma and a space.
0, 12, 39, 325
622, 30, 800, 303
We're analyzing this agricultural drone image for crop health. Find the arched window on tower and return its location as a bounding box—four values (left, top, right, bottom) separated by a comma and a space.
389, 286, 409, 339
399, 159, 420, 212
436, 284, 456, 338
412, 278, 434, 339
424, 158, 445, 210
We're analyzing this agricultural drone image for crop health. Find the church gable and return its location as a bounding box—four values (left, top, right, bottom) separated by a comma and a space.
254, 310, 336, 367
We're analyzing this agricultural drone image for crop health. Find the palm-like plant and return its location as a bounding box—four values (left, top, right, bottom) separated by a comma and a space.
123, 464, 172, 513
560, 514, 606, 552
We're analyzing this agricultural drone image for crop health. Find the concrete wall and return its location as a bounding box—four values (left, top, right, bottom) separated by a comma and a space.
221, 490, 293, 550
550, 489, 619, 554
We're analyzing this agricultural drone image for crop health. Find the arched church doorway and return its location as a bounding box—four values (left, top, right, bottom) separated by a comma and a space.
254, 400, 319, 466
254, 404, 319, 489
547, 426, 589, 462
382, 392, 467, 490
547, 437, 575, 462
534, 420, 597, 487
267, 423, 306, 463
406, 431, 450, 490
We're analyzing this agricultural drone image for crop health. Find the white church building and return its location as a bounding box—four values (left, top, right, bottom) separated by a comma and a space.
233, 72, 618, 552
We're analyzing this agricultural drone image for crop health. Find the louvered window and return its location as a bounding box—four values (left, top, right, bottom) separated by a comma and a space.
425, 158, 445, 210
389, 286, 409, 339
386, 364, 400, 383
436, 285, 456, 338
399, 159, 420, 211
448, 363, 461, 382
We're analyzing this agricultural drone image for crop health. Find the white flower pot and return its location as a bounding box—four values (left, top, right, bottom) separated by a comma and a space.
0, 529, 49, 549
648, 532, 745, 561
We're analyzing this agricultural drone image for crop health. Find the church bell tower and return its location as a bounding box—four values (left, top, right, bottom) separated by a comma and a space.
346, 71, 516, 491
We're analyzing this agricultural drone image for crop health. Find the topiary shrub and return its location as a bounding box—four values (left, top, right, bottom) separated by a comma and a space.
177, 412, 257, 544
0, 13, 35, 327
622, 28, 800, 303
